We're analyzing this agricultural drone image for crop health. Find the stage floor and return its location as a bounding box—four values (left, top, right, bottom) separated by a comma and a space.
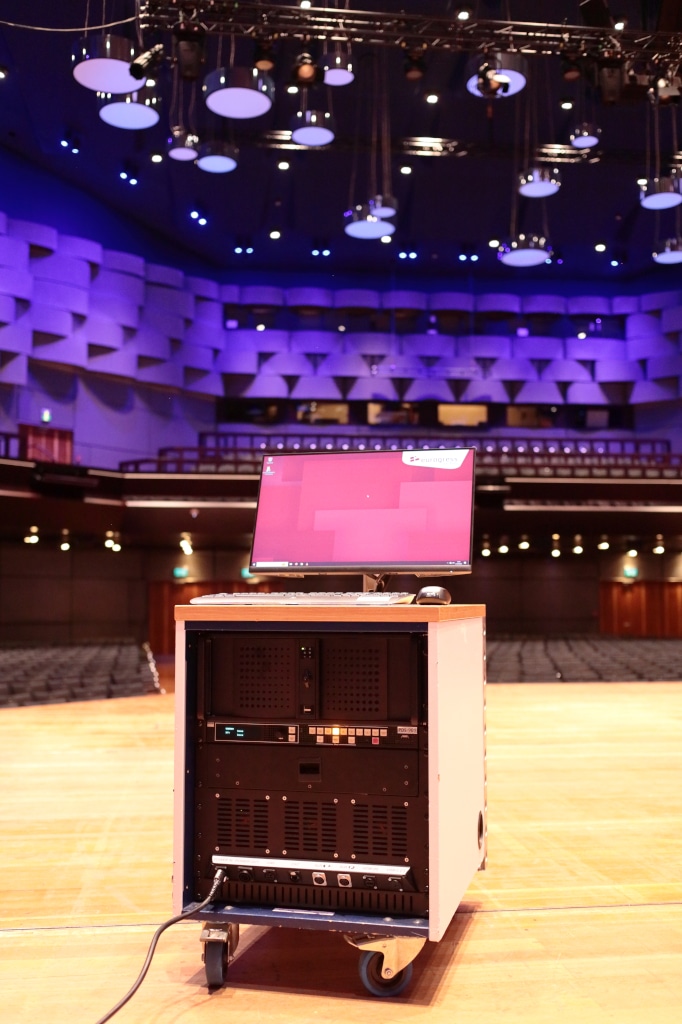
1, 682, 681, 1023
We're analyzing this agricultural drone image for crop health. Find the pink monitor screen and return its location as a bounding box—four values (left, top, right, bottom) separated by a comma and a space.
250, 447, 475, 576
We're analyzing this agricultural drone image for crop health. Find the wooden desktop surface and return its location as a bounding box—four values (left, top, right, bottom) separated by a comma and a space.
175, 602, 486, 624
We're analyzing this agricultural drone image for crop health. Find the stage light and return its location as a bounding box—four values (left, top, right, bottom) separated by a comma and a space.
404, 49, 427, 81
344, 205, 396, 239
518, 166, 561, 198
498, 233, 552, 267
291, 51, 323, 87
653, 534, 665, 554
129, 43, 164, 81
597, 535, 610, 550
180, 533, 193, 556
639, 175, 682, 210
467, 51, 528, 98
572, 534, 584, 554
196, 141, 239, 173
570, 122, 601, 149
60, 529, 71, 552
652, 237, 682, 264
23, 525, 39, 545
97, 80, 161, 129
204, 66, 274, 118
72, 34, 140, 93
481, 536, 491, 557
291, 108, 335, 146
320, 48, 354, 87
167, 127, 200, 161
518, 535, 530, 550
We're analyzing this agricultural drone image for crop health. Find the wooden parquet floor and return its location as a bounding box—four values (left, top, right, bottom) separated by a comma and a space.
1, 681, 681, 1023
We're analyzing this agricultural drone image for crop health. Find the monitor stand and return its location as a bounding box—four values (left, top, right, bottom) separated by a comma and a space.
362, 573, 392, 593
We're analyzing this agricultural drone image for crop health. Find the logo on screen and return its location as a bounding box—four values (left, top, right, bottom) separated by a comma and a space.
402, 451, 470, 470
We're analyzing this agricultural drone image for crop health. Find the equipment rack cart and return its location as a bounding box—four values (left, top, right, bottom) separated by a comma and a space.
174, 602, 487, 997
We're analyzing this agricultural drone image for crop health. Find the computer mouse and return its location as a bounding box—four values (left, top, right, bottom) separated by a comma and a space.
415, 586, 451, 605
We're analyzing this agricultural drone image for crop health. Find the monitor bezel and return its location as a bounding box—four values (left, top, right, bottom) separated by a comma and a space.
248, 446, 476, 578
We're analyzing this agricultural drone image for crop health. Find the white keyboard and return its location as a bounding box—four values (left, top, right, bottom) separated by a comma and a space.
189, 591, 415, 606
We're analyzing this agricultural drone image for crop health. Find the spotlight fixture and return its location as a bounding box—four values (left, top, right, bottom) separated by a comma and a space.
291, 51, 323, 87
369, 193, 398, 218
518, 535, 530, 550
498, 538, 510, 554
111, 532, 122, 553
204, 66, 274, 118
60, 529, 71, 552
572, 534, 584, 554
560, 57, 582, 82
23, 525, 39, 545
551, 535, 561, 557
404, 49, 427, 81
481, 535, 491, 557
639, 175, 682, 210
570, 122, 601, 149
400, 165, 412, 175
653, 534, 665, 554
190, 207, 208, 226
425, 92, 439, 104
180, 533, 193, 556
498, 233, 552, 267
627, 546, 638, 558
150, 151, 163, 164
518, 166, 561, 198
597, 534, 610, 550
196, 140, 238, 173
173, 20, 206, 81
129, 43, 164, 81
104, 530, 115, 549
253, 39, 276, 73
455, 6, 473, 21
344, 204, 396, 239
269, 229, 281, 239
320, 47, 354, 87
167, 126, 200, 161
466, 51, 528, 98
278, 159, 290, 170
72, 34, 140, 93
97, 81, 161, 129
560, 97, 574, 110
652, 237, 682, 264
594, 242, 607, 251
291, 108, 336, 146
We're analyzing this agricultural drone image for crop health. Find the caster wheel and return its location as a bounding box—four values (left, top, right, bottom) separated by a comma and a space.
204, 941, 228, 988
358, 950, 414, 997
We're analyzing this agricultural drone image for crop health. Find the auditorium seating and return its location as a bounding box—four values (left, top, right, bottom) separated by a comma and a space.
0, 641, 160, 707
486, 636, 682, 682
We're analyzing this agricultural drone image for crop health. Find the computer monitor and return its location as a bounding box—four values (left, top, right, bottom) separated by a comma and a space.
249, 447, 475, 578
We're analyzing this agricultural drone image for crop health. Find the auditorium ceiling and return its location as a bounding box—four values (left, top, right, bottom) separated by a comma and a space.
2, 1, 682, 283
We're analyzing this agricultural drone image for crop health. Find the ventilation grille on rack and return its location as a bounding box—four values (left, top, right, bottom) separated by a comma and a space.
225, 881, 424, 917
321, 638, 387, 720
232, 639, 297, 717
352, 803, 409, 858
284, 800, 337, 855
217, 797, 270, 850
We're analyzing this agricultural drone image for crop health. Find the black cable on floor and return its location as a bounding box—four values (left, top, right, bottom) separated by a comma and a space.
93, 867, 227, 1024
